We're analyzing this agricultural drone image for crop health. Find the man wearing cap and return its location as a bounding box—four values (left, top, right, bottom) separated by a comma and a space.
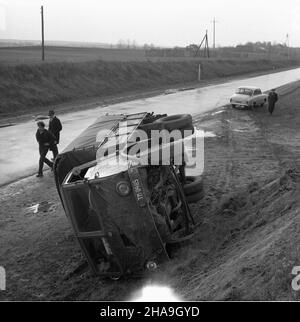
48, 110, 62, 158
268, 89, 278, 115
36, 121, 56, 177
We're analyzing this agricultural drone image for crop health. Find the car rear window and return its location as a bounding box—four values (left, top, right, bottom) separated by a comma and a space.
236, 88, 253, 95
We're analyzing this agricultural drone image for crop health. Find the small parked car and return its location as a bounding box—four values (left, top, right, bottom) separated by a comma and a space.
230, 86, 268, 109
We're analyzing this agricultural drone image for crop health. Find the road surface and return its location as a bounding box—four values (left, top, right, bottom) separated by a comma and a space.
1, 67, 300, 186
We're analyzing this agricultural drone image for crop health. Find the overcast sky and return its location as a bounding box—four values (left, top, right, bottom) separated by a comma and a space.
0, 0, 299, 47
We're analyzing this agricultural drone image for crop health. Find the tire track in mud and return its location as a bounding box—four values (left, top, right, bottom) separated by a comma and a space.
161, 94, 300, 301
217, 107, 278, 192
222, 108, 243, 192
249, 108, 300, 174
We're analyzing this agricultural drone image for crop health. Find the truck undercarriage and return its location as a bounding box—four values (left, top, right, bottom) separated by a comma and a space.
54, 112, 203, 277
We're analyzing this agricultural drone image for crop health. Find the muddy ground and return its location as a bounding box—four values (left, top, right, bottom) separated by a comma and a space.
1, 81, 300, 301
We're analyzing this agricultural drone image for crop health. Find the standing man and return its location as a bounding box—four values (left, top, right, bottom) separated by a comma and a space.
268, 89, 278, 115
48, 110, 62, 159
36, 121, 56, 177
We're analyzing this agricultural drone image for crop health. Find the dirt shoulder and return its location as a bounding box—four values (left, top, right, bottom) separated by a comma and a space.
162, 81, 300, 301
1, 80, 300, 301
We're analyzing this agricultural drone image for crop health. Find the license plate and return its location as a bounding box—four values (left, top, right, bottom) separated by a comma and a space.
128, 167, 147, 207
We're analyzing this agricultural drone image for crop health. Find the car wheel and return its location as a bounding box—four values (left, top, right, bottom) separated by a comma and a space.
232, 104, 236, 108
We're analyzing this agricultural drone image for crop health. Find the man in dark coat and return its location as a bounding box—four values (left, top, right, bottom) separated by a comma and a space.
36, 121, 56, 177
48, 110, 62, 158
268, 89, 278, 115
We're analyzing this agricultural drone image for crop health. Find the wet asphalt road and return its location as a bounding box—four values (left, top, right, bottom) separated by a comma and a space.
0, 67, 299, 186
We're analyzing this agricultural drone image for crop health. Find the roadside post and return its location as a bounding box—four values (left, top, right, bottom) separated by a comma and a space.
0, 266, 5, 291
198, 64, 202, 82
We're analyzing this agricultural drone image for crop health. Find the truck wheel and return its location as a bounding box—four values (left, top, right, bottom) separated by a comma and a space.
146, 261, 158, 271
155, 114, 193, 131
183, 176, 203, 195
139, 122, 164, 132
139, 123, 194, 139
186, 190, 204, 203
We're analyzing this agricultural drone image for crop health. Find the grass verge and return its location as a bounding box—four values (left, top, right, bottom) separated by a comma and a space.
0, 58, 299, 116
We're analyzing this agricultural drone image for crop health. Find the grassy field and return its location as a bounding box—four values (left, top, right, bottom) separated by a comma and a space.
0, 46, 149, 64
0, 45, 295, 65
0, 47, 299, 117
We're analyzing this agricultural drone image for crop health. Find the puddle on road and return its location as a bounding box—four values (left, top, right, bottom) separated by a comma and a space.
194, 109, 225, 121
227, 118, 259, 133
193, 127, 217, 137
211, 110, 225, 116
204, 131, 217, 137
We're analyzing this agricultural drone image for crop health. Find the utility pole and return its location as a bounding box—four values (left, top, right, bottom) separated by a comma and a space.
41, 5, 45, 61
194, 30, 209, 58
212, 17, 218, 50
205, 29, 210, 58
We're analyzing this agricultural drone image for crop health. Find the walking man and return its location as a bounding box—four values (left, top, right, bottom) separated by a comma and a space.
48, 110, 62, 159
36, 121, 56, 177
268, 89, 278, 115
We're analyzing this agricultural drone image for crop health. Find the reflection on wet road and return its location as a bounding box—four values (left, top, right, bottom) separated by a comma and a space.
1, 68, 300, 185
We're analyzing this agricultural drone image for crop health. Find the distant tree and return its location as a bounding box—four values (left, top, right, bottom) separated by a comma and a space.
117, 39, 126, 49
185, 44, 198, 54
132, 40, 138, 49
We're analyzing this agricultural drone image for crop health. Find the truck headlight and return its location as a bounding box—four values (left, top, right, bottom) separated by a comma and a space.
116, 181, 131, 196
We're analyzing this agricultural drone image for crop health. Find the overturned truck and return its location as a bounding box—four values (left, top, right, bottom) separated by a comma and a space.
54, 112, 204, 278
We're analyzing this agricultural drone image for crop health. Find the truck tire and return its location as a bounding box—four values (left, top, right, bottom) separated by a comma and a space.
186, 190, 204, 203
183, 176, 203, 195
139, 121, 194, 137
155, 114, 193, 131
139, 122, 164, 132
